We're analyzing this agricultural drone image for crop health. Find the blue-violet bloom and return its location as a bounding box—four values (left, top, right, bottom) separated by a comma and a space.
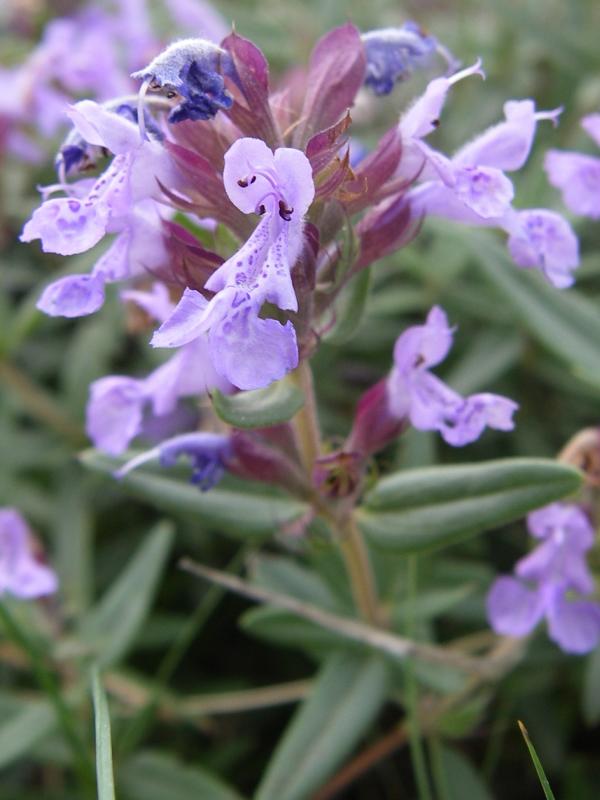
115, 432, 233, 491
362, 23, 453, 96
132, 38, 233, 127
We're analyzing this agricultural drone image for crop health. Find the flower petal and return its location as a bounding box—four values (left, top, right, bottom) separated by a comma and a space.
486, 576, 546, 637
36, 273, 106, 317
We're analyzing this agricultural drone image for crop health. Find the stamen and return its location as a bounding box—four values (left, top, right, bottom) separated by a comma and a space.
278, 200, 294, 221
114, 447, 160, 479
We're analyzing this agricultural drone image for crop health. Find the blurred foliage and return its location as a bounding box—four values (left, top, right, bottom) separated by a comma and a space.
2, 0, 600, 798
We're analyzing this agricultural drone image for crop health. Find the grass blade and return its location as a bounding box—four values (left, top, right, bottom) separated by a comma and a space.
518, 721, 556, 800
92, 668, 116, 800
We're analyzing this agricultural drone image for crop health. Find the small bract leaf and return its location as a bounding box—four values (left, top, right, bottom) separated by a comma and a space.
212, 380, 304, 429
357, 458, 582, 553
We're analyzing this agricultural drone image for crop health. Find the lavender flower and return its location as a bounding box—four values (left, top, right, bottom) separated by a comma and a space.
22, 100, 176, 317
152, 137, 315, 390
387, 307, 517, 446
115, 432, 233, 491
0, 509, 58, 599
362, 23, 455, 96
87, 284, 231, 455
545, 114, 600, 219
404, 96, 578, 286
487, 503, 600, 654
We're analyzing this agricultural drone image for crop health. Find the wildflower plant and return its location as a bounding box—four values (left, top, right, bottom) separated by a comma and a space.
3, 1, 600, 798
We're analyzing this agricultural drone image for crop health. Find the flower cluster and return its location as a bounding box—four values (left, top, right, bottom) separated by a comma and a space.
16, 18, 584, 492
487, 503, 600, 654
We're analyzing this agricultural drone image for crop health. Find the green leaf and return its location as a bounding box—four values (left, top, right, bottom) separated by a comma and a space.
582, 647, 600, 726
212, 380, 304, 429
119, 751, 245, 800
357, 458, 582, 553
240, 607, 344, 652
324, 267, 371, 345
435, 745, 493, 800
91, 669, 115, 800
518, 721, 557, 800
80, 450, 307, 537
468, 229, 600, 393
0, 701, 56, 770
78, 522, 174, 667
256, 652, 387, 800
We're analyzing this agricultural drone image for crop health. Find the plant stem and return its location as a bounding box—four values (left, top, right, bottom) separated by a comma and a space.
405, 556, 433, 800
0, 602, 95, 796
292, 360, 321, 472
338, 515, 380, 624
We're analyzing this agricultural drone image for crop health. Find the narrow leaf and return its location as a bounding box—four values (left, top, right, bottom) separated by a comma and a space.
119, 751, 245, 800
0, 701, 55, 770
212, 381, 304, 429
91, 669, 115, 800
436, 745, 493, 800
80, 450, 307, 537
358, 458, 582, 553
469, 229, 600, 393
78, 522, 174, 667
518, 721, 557, 800
256, 652, 387, 800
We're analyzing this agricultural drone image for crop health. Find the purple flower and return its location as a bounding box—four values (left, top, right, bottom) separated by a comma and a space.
361, 23, 456, 96
387, 306, 517, 446
132, 39, 233, 126
545, 113, 600, 219
0, 509, 58, 600
487, 502, 600, 654
404, 98, 578, 287
152, 137, 315, 390
22, 100, 177, 317
86, 284, 232, 455
22, 99, 175, 255
36, 201, 168, 318
115, 432, 233, 491
504, 208, 579, 289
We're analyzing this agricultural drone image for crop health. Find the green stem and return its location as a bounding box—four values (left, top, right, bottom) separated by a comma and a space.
0, 602, 95, 796
117, 548, 246, 754
405, 556, 433, 800
338, 515, 380, 624
292, 360, 321, 472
